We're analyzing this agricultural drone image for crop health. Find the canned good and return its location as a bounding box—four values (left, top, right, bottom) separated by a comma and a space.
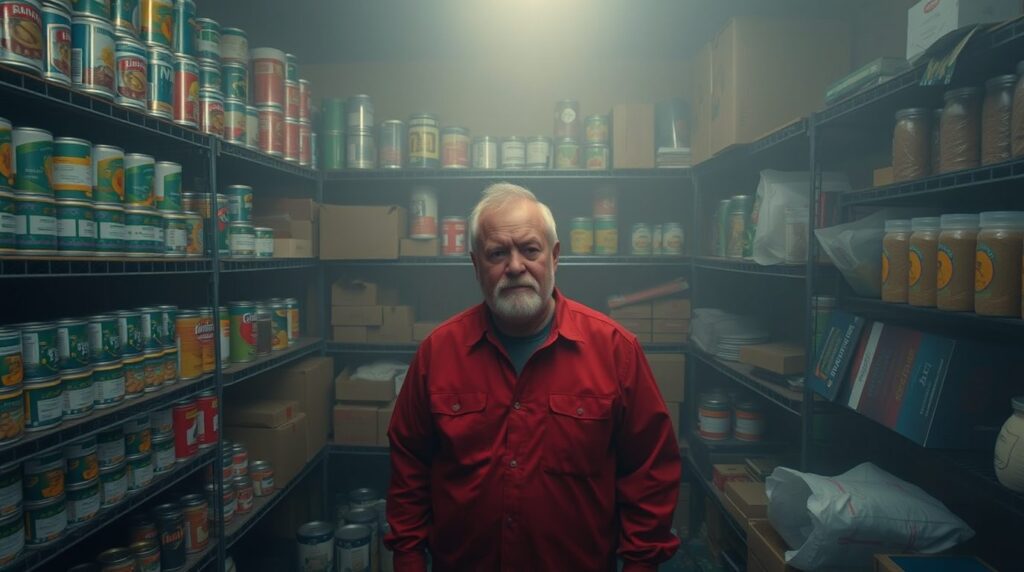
160, 346, 176, 383
526, 136, 551, 169
251, 46, 285, 106
141, 348, 161, 391
0, 511, 23, 567
96, 426, 124, 467
232, 475, 253, 514
698, 393, 731, 441
24, 495, 66, 546
55, 199, 96, 254
250, 460, 273, 496
231, 443, 247, 476
438, 216, 465, 256
132, 540, 162, 572
170, 0, 193, 57
111, 0, 139, 37
284, 118, 300, 162
258, 104, 284, 156
298, 78, 311, 121
181, 210, 202, 256
0, 329, 22, 388
221, 61, 246, 101
662, 222, 684, 255
409, 186, 437, 238
1, 0, 44, 74
122, 153, 155, 207
440, 126, 470, 169
554, 99, 580, 139
94, 202, 125, 254
584, 144, 609, 170
197, 61, 219, 90
223, 98, 246, 144
115, 35, 148, 109
0, 462, 20, 518
92, 144, 124, 204
284, 52, 297, 82
152, 502, 186, 570
199, 88, 224, 137
631, 223, 652, 256
500, 136, 525, 169
70, 0, 108, 19
12, 127, 53, 195
224, 184, 251, 222
195, 389, 217, 447
594, 215, 617, 255
408, 113, 439, 168
42, 3, 72, 84
61, 366, 93, 418
153, 160, 181, 211
163, 211, 187, 255
128, 511, 158, 544
322, 130, 343, 170
194, 17, 218, 61
347, 94, 373, 129
254, 306, 271, 356
139, 0, 172, 47
268, 301, 287, 350
123, 354, 144, 397
98, 459, 127, 507
172, 54, 199, 128
214, 192, 229, 253
334, 524, 371, 572
284, 79, 299, 120
23, 376, 62, 431
570, 217, 594, 255
55, 318, 91, 370
585, 114, 609, 144
284, 298, 299, 344
299, 121, 312, 166
126, 452, 153, 492
146, 44, 173, 118
343, 129, 373, 169
14, 194, 57, 254
595, 187, 620, 217
726, 195, 754, 259
254, 226, 273, 257
23, 450, 63, 502
471, 135, 497, 169
124, 206, 157, 255
115, 311, 143, 358
66, 479, 100, 526
0, 191, 15, 253
218, 305, 229, 362
0, 389, 23, 444
174, 310, 204, 380
92, 359, 125, 408
204, 480, 235, 524
124, 412, 151, 454
71, 15, 116, 97
298, 521, 334, 572
348, 488, 378, 507
152, 432, 173, 473
19, 322, 59, 380
228, 301, 256, 362
734, 399, 765, 442
172, 398, 197, 460
194, 308, 213, 373
180, 493, 208, 552
218, 26, 246, 63
554, 138, 580, 169
227, 221, 254, 257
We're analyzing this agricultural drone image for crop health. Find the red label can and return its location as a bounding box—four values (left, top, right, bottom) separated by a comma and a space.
257, 105, 284, 157
250, 47, 285, 107
283, 119, 299, 162
442, 216, 467, 256
172, 54, 199, 127
199, 89, 224, 138
298, 79, 311, 122
284, 80, 299, 120
171, 399, 199, 461
298, 121, 311, 166
195, 391, 218, 448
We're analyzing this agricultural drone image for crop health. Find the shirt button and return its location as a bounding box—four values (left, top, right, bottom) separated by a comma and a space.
576, 407, 584, 416
452, 403, 461, 412
513, 402, 521, 410
509, 459, 518, 468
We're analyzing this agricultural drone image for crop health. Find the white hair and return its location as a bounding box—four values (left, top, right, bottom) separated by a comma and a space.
468, 183, 558, 253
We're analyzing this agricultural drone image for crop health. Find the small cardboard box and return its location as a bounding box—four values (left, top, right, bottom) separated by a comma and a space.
609, 303, 653, 320
377, 401, 395, 447
332, 280, 378, 306
748, 520, 796, 572
725, 480, 768, 523
412, 322, 439, 341
400, 238, 440, 257
255, 218, 314, 241
906, 0, 1020, 60
243, 357, 333, 460
873, 166, 894, 187
273, 239, 313, 258
652, 298, 691, 319
366, 306, 414, 343
334, 368, 396, 403
713, 464, 751, 491
740, 342, 806, 375
331, 306, 383, 327
617, 318, 652, 334
653, 333, 687, 344
333, 326, 368, 343
320, 205, 407, 260
874, 555, 997, 572
647, 353, 685, 402
653, 319, 689, 334
226, 413, 308, 485
332, 404, 378, 447
223, 399, 299, 428
612, 104, 655, 169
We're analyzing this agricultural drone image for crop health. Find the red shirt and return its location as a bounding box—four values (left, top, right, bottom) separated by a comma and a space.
385, 291, 681, 571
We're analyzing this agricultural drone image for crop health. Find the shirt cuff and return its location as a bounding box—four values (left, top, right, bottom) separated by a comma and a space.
621, 562, 659, 572
392, 549, 429, 571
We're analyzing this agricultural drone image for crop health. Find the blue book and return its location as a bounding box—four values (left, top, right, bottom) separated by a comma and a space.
808, 310, 865, 401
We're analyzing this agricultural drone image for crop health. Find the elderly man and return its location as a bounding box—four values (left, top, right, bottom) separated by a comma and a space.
385, 183, 681, 571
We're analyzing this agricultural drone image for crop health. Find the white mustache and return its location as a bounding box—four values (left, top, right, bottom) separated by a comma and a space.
497, 277, 539, 293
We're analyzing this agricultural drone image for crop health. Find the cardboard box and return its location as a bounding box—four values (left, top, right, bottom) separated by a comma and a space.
612, 104, 655, 169
712, 464, 751, 491
647, 353, 685, 402
906, 0, 1020, 60
702, 18, 849, 158
617, 318, 652, 334
653, 319, 689, 334
334, 368, 396, 403
255, 198, 317, 221
273, 239, 313, 258
377, 401, 395, 447
412, 322, 439, 341
400, 238, 440, 257
333, 404, 379, 446
223, 399, 299, 428
652, 298, 691, 319
244, 357, 333, 461
690, 43, 712, 165
748, 520, 796, 572
255, 218, 314, 241
366, 306, 414, 343
609, 303, 653, 320
725, 480, 768, 522
333, 326, 368, 343
653, 333, 687, 344
332, 280, 378, 306
331, 306, 383, 326
873, 166, 894, 187
226, 413, 308, 486
320, 205, 407, 260
874, 555, 997, 572
740, 342, 806, 376
665, 401, 680, 438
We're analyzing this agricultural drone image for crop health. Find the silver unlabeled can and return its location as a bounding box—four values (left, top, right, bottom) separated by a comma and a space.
298, 521, 334, 572
525, 136, 551, 169
500, 136, 525, 169
472, 136, 497, 169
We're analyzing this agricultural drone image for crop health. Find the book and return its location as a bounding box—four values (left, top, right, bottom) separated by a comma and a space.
808, 310, 866, 401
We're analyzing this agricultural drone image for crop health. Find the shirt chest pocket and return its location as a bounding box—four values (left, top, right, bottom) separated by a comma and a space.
543, 394, 615, 478
430, 392, 490, 467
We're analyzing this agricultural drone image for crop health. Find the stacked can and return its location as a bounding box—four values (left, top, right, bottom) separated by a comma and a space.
195, 14, 225, 139
553, 99, 581, 170
182, 191, 221, 256
0, 328, 26, 445
584, 113, 610, 170
281, 55, 310, 164
9, 120, 59, 255
322, 97, 345, 170
224, 184, 257, 258
408, 113, 438, 169
347, 95, 375, 169
251, 47, 285, 157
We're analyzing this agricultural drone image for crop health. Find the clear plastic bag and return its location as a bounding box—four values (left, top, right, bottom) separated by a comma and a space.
813, 210, 888, 297
752, 171, 850, 266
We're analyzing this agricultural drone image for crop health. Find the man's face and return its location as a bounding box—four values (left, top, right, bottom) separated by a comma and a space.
471, 200, 559, 325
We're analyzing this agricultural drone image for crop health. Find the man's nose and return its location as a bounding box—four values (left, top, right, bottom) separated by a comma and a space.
506, 250, 527, 275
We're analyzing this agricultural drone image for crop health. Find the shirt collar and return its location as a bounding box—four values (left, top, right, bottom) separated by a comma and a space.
466, 288, 585, 347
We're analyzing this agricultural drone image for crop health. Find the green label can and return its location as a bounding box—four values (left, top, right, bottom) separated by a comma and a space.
0, 462, 21, 518
171, 0, 194, 57
159, 305, 177, 344
52, 137, 93, 201
55, 199, 96, 254
14, 194, 57, 254
63, 436, 99, 485
184, 211, 203, 256
55, 319, 91, 370
124, 207, 157, 256
96, 427, 124, 467
138, 306, 163, 349
0, 390, 24, 444
24, 496, 67, 546
99, 462, 127, 508
147, 44, 174, 119
154, 161, 181, 211
71, 15, 116, 98
222, 62, 248, 101
569, 216, 594, 255
23, 450, 64, 503
61, 367, 94, 419
594, 215, 618, 255
71, 0, 110, 19
228, 301, 256, 362
215, 193, 229, 254
152, 434, 174, 473
12, 128, 54, 196
92, 144, 124, 204
285, 52, 298, 83
284, 298, 299, 344
0, 191, 15, 252
19, 322, 60, 381
66, 480, 100, 526
142, 349, 162, 391
117, 310, 144, 357
23, 377, 63, 432
195, 17, 219, 62
0, 328, 23, 389
92, 360, 125, 408
94, 203, 125, 255
126, 452, 153, 493
554, 138, 580, 169
140, 0, 172, 47
227, 222, 254, 257
87, 314, 121, 363
254, 226, 273, 258
269, 302, 287, 350
584, 143, 609, 170
0, 509, 22, 566
112, 0, 139, 36
161, 347, 176, 383
123, 354, 144, 397
199, 62, 220, 91
223, 98, 247, 144
163, 211, 187, 256
124, 413, 151, 455
42, 3, 72, 85
224, 184, 252, 222
124, 153, 155, 207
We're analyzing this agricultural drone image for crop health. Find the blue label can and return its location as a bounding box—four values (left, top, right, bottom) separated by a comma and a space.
146, 44, 173, 119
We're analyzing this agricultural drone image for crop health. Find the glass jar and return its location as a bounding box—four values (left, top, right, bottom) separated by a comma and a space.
908, 217, 940, 307
939, 87, 981, 173
892, 108, 930, 182
974, 211, 1024, 317
881, 220, 912, 303
995, 396, 1024, 493
930, 108, 942, 175
1012, 62, 1024, 157
981, 74, 1016, 165
936, 214, 980, 312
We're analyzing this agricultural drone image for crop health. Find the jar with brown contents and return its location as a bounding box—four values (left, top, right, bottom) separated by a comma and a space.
975, 211, 1024, 317
1012, 62, 1024, 157
940, 87, 981, 173
892, 108, 930, 181
930, 108, 942, 175
882, 220, 912, 303
982, 74, 1016, 165
937, 214, 980, 312
908, 217, 940, 307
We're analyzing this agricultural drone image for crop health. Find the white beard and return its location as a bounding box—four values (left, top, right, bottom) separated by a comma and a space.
489, 271, 554, 323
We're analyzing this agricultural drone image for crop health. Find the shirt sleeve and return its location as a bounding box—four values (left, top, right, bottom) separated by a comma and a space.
615, 337, 682, 567
384, 342, 436, 571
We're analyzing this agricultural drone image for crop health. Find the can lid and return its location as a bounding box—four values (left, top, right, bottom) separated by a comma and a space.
151, 502, 183, 517
348, 488, 378, 503
884, 219, 911, 232
129, 540, 160, 556
986, 74, 1017, 90
944, 86, 980, 100
298, 521, 334, 538
910, 217, 940, 231
939, 213, 980, 230
53, 136, 91, 146
58, 366, 93, 377
345, 507, 377, 524
335, 524, 371, 541
97, 547, 135, 564
180, 493, 206, 507
980, 211, 1024, 229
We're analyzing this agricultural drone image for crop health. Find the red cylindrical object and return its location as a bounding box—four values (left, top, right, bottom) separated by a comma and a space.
250, 47, 285, 106
173, 56, 200, 127
172, 399, 199, 461
298, 121, 312, 166
284, 119, 300, 162
196, 391, 219, 448
442, 216, 467, 256
298, 79, 311, 122
284, 80, 300, 120
258, 105, 284, 156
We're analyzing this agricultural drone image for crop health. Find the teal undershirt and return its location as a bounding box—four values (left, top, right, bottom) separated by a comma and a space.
492, 316, 554, 375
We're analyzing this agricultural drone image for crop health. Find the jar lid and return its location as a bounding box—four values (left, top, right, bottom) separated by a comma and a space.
939, 213, 980, 230
985, 74, 1017, 90
884, 219, 911, 232
894, 108, 928, 120
944, 87, 980, 100
979, 211, 1024, 229
911, 217, 940, 231
1013, 395, 1024, 412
